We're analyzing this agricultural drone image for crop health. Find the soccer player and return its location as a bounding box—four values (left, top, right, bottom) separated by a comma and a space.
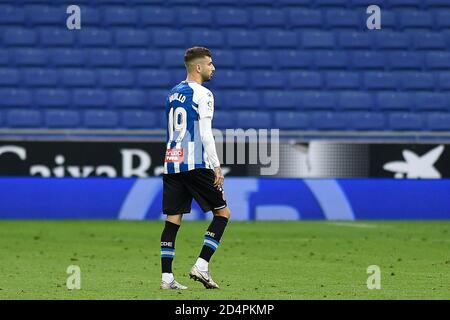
160, 47, 231, 290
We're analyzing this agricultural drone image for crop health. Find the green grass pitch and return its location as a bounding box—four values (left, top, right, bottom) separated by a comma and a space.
0, 220, 449, 300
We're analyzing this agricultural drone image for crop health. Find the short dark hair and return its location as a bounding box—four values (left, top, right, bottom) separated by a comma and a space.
184, 47, 212, 66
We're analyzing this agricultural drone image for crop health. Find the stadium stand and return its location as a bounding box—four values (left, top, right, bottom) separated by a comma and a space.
0, 1, 449, 138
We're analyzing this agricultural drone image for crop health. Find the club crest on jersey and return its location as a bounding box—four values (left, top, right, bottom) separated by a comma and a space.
165, 148, 184, 163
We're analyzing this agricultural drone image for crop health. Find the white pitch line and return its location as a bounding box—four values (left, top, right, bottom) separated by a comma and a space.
327, 222, 379, 229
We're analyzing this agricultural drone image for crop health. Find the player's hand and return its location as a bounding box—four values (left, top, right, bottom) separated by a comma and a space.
213, 166, 224, 190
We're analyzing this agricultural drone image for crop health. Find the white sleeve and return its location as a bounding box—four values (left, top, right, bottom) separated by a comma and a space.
199, 117, 220, 169
198, 90, 214, 119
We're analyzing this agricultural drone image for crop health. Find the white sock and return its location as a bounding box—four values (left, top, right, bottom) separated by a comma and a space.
162, 273, 174, 283
195, 257, 209, 272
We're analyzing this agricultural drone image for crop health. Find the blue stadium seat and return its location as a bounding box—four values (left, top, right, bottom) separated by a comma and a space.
338, 31, 374, 49
263, 91, 296, 109
413, 32, 447, 49
88, 49, 123, 67
352, 0, 386, 6
265, 30, 297, 48
61, 69, 96, 87
352, 51, 386, 69
163, 49, 185, 68
6, 109, 41, 128
226, 29, 262, 48
189, 30, 225, 48
414, 92, 449, 111
301, 31, 335, 49
0, 50, 8, 66
153, 29, 186, 48
234, 0, 273, 4
301, 91, 336, 110
178, 8, 213, 26
99, 70, 134, 88
276, 50, 313, 69
314, 51, 348, 69
140, 7, 175, 26
84, 110, 119, 128
51, 49, 85, 66
224, 91, 260, 109
137, 70, 172, 88
289, 9, 323, 28
0, 111, 3, 125
25, 5, 65, 25
399, 72, 435, 90
425, 0, 450, 7
375, 31, 411, 49
251, 8, 285, 27
0, 5, 25, 24
388, 52, 424, 69
110, 90, 145, 108
206, 0, 241, 5
104, 7, 138, 26
311, 112, 349, 130
250, 71, 285, 89
435, 10, 450, 29
14, 49, 48, 67
3, 28, 36, 46
338, 91, 373, 110
40, 28, 75, 46
289, 71, 322, 89
170, 69, 187, 85
374, 10, 397, 29
212, 70, 247, 88
427, 113, 450, 131
426, 52, 450, 69
212, 111, 234, 129
35, 89, 69, 108
122, 110, 158, 129
315, 0, 348, 7
324, 9, 360, 28
348, 112, 386, 130
389, 0, 422, 8
45, 110, 80, 128
398, 10, 434, 29
73, 90, 108, 108
23, 69, 58, 87
0, 89, 31, 107
77, 6, 101, 26
215, 8, 249, 27
364, 72, 399, 90
115, 29, 148, 47
127, 50, 162, 67
278, 0, 310, 4
166, 0, 198, 4
79, 29, 113, 47
211, 50, 236, 68
377, 92, 413, 110
239, 51, 272, 68
438, 72, 450, 89
0, 69, 20, 86
236, 111, 271, 129
389, 113, 423, 130
325, 72, 360, 89
148, 90, 168, 109
274, 112, 310, 130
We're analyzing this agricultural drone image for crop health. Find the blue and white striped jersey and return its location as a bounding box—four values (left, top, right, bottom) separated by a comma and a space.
163, 80, 215, 174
